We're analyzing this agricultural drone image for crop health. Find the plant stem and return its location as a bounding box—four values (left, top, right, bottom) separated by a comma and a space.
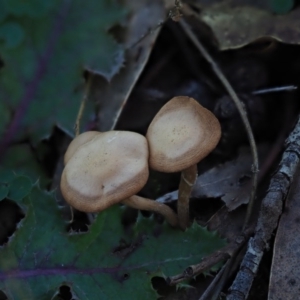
72, 74, 93, 221
179, 19, 259, 230
74, 74, 93, 137
122, 195, 178, 227
177, 164, 197, 230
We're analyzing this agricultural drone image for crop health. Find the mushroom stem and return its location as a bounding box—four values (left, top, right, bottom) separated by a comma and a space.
122, 195, 178, 227
177, 164, 198, 230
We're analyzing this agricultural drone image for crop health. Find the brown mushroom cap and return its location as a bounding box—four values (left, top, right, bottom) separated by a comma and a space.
146, 96, 221, 173
61, 131, 149, 212
64, 131, 100, 165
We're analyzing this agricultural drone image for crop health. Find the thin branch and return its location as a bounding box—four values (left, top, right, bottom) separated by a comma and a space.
166, 227, 253, 285
226, 113, 300, 300
74, 75, 93, 137
128, 21, 165, 49
178, 18, 259, 230
252, 85, 297, 95
199, 258, 233, 300
70, 74, 94, 222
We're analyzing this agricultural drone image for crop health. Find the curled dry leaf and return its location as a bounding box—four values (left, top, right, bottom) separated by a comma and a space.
192, 146, 266, 211
157, 145, 268, 211
95, 0, 165, 131
197, 0, 300, 49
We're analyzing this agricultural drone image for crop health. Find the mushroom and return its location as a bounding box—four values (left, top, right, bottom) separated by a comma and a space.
60, 131, 178, 227
146, 96, 221, 229
64, 131, 100, 164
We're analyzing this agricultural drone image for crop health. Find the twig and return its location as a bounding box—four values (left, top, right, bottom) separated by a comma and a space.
199, 258, 232, 300
69, 74, 94, 222
74, 75, 93, 137
252, 85, 297, 95
167, 251, 229, 285
226, 114, 300, 300
198, 229, 250, 300
0, 0, 71, 159
178, 18, 259, 230
166, 227, 253, 285
129, 21, 165, 49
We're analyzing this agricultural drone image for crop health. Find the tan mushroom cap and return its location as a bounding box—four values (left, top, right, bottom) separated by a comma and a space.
64, 131, 100, 165
146, 96, 221, 173
61, 131, 149, 212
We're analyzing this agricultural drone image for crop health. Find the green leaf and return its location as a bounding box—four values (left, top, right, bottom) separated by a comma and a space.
0, 168, 16, 183
0, 187, 226, 299
269, 0, 294, 14
0, 22, 25, 48
0, 183, 9, 200
3, 0, 56, 17
2, 144, 50, 187
0, 3, 8, 22
0, 170, 32, 202
0, 101, 10, 136
0, 0, 126, 143
7, 176, 32, 200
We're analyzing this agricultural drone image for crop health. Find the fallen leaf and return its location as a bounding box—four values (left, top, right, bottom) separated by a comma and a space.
157, 145, 268, 211
206, 205, 246, 241
95, 0, 166, 131
196, 0, 300, 49
193, 147, 254, 210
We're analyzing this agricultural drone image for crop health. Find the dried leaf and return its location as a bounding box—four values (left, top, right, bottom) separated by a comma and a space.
193, 147, 254, 211
197, 0, 300, 49
95, 0, 165, 131
157, 145, 268, 211
206, 205, 245, 241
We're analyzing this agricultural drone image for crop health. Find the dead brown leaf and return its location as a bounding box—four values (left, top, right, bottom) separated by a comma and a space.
195, 0, 300, 49
192, 145, 268, 211
206, 205, 245, 241
94, 0, 165, 131
156, 145, 269, 211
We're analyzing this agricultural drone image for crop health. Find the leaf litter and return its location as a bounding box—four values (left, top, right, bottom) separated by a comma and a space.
196, 0, 300, 50
95, 0, 166, 131
2, 0, 300, 299
157, 145, 269, 211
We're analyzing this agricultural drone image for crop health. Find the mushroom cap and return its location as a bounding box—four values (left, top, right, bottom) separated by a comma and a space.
60, 131, 149, 212
146, 96, 221, 173
64, 131, 100, 165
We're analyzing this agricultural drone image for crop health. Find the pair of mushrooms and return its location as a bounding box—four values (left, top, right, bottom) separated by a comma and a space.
60, 96, 221, 229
